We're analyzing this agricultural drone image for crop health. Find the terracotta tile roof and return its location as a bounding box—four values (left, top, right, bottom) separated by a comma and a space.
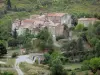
78, 18, 98, 21
20, 24, 31, 28
30, 15, 40, 19
47, 13, 66, 17
22, 19, 35, 23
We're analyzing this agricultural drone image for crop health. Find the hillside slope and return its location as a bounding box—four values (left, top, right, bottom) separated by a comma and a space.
2, 0, 100, 16
1, 0, 100, 15
0, 0, 100, 41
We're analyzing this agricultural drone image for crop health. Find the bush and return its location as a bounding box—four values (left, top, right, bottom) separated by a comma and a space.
82, 57, 100, 74
50, 59, 67, 75
85, 71, 88, 75
66, 69, 72, 71
81, 60, 90, 71
56, 35, 64, 41
12, 52, 18, 58
74, 68, 81, 71
70, 71, 76, 75
43, 53, 51, 64
0, 71, 14, 75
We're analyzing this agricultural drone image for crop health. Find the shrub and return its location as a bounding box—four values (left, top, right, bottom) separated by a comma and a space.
56, 35, 64, 41
70, 71, 76, 75
82, 57, 100, 74
75, 24, 84, 32
85, 71, 88, 75
50, 58, 67, 75
12, 52, 18, 58
43, 53, 51, 64
0, 71, 14, 75
81, 60, 90, 71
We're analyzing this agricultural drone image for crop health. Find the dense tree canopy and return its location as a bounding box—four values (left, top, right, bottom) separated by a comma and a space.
0, 41, 7, 57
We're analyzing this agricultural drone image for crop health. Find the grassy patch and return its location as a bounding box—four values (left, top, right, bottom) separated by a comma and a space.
0, 69, 17, 75
7, 49, 20, 56
64, 63, 82, 70
0, 58, 17, 75
0, 58, 15, 68
20, 62, 50, 75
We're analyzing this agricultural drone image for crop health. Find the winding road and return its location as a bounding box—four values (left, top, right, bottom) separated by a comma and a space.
15, 55, 35, 75
15, 53, 43, 75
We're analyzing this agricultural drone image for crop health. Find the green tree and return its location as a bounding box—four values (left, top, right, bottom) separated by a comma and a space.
0, 41, 7, 57
75, 24, 84, 32
7, 0, 12, 10
95, 24, 100, 35
49, 51, 67, 75
89, 37, 99, 47
77, 37, 84, 51
18, 29, 34, 50
13, 28, 17, 39
8, 38, 18, 47
82, 60, 90, 70
50, 58, 67, 75
43, 53, 51, 64
37, 27, 53, 51
70, 71, 76, 75
95, 41, 100, 56
37, 27, 51, 42
89, 57, 100, 74
83, 57, 100, 74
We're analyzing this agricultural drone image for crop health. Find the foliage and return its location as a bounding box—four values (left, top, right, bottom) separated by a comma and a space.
8, 38, 18, 47
85, 71, 88, 75
20, 62, 50, 75
89, 37, 99, 47
50, 58, 67, 75
0, 41, 7, 57
71, 15, 78, 26
81, 60, 90, 70
18, 29, 34, 50
6, 0, 12, 10
56, 35, 64, 41
0, 71, 14, 75
43, 53, 51, 64
37, 27, 51, 42
95, 41, 100, 56
62, 40, 77, 51
95, 23, 100, 35
12, 28, 17, 39
82, 57, 100, 74
37, 27, 53, 51
70, 71, 76, 75
46, 51, 67, 75
12, 52, 18, 58
75, 24, 84, 32
77, 37, 84, 51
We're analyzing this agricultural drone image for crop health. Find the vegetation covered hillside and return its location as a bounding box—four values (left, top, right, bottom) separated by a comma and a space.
0, 0, 100, 17
0, 0, 100, 46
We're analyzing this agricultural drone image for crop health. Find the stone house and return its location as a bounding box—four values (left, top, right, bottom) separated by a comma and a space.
78, 18, 99, 27
48, 23, 64, 36
47, 13, 72, 28
12, 13, 72, 38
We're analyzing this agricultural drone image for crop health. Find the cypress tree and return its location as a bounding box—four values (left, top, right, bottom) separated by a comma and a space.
7, 0, 12, 10
13, 28, 17, 39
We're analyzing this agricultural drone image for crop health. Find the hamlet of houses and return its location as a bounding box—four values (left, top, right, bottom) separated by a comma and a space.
12, 13, 99, 39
